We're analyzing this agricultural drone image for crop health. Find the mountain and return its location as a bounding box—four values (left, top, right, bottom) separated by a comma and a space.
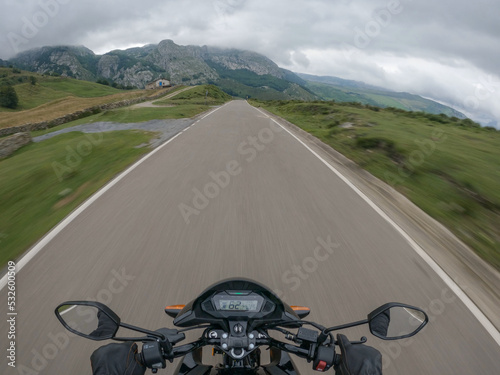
8, 40, 467, 116
11, 45, 98, 81
298, 73, 388, 92
9, 41, 316, 101
298, 73, 466, 118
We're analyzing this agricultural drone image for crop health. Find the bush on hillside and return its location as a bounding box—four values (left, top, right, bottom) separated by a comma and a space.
0, 85, 19, 109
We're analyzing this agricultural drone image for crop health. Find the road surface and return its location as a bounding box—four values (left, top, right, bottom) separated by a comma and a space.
1, 100, 499, 374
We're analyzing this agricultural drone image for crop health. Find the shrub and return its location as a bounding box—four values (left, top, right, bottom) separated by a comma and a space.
327, 119, 341, 128
425, 114, 449, 124
356, 137, 394, 150
96, 78, 110, 86
0, 85, 19, 109
460, 118, 481, 128
355, 136, 401, 160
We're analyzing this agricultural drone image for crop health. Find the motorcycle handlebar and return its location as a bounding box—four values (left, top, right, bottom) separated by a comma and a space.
141, 334, 336, 371
169, 336, 312, 360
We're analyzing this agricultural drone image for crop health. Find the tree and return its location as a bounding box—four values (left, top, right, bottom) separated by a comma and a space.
97, 78, 109, 86
0, 85, 19, 109
30, 76, 37, 85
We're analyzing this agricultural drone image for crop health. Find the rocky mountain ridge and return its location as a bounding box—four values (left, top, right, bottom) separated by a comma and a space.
10, 40, 289, 89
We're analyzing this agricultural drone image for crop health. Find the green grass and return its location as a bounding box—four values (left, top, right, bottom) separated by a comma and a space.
38, 78, 122, 97
154, 84, 232, 105
0, 130, 155, 266
30, 85, 232, 137
251, 100, 500, 270
103, 105, 215, 122
30, 106, 214, 138
0, 68, 125, 111
30, 115, 107, 137
66, 105, 212, 124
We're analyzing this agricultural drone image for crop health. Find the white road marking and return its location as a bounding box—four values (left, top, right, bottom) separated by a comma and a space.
403, 307, 425, 323
252, 104, 500, 347
59, 304, 77, 316
0, 104, 227, 291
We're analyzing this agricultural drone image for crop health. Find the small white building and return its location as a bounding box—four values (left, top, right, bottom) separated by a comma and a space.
146, 79, 171, 89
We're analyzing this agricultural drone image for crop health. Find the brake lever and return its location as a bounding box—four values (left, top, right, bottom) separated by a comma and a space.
334, 336, 367, 345
154, 328, 186, 345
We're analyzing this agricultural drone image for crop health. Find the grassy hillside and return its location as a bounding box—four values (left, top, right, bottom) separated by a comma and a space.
0, 68, 170, 129
251, 100, 500, 270
303, 80, 465, 118
0, 67, 124, 110
0, 130, 155, 266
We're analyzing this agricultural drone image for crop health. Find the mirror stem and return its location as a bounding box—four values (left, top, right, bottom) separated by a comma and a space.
324, 319, 368, 334
120, 322, 165, 340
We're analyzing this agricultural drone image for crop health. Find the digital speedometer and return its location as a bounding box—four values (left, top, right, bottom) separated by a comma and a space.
211, 291, 267, 314
218, 299, 259, 312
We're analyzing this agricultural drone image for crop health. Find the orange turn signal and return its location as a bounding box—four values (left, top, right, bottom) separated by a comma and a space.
165, 304, 185, 310
291, 306, 311, 318
291, 306, 310, 311
165, 305, 185, 318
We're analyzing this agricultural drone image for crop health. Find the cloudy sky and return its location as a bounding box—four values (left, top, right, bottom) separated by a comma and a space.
1, 0, 499, 126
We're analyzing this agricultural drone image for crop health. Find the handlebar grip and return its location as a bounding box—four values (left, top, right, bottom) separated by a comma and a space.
141, 342, 166, 370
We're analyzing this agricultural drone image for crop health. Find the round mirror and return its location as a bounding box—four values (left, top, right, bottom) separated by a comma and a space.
56, 303, 119, 340
369, 306, 427, 340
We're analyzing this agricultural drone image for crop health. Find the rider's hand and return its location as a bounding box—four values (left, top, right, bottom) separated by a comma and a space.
91, 342, 146, 375
334, 334, 382, 375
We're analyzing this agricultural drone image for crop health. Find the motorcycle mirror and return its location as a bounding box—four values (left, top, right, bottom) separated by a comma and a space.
55, 301, 120, 341
368, 303, 428, 340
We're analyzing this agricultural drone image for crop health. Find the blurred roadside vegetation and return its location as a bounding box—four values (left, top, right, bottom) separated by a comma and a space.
0, 130, 155, 267
0, 84, 232, 267
251, 99, 500, 270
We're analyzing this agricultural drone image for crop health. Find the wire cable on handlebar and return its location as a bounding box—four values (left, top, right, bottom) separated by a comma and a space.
262, 319, 325, 331
178, 324, 213, 333
263, 320, 335, 346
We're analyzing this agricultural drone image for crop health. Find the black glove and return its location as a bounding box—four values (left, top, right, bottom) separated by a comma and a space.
91, 342, 146, 375
334, 334, 382, 375
370, 310, 390, 338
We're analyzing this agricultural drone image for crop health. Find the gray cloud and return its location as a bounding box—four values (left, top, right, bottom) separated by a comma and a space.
1, 0, 499, 125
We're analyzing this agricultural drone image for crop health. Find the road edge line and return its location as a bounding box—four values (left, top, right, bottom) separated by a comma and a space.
0, 103, 228, 290
252, 104, 500, 346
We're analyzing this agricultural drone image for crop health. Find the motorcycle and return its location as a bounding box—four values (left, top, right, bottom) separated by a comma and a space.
55, 278, 428, 374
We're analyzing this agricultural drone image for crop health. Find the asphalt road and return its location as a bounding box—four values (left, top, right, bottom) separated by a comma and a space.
1, 100, 499, 374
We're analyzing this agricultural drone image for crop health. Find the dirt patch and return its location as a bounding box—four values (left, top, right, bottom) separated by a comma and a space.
54, 182, 90, 209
